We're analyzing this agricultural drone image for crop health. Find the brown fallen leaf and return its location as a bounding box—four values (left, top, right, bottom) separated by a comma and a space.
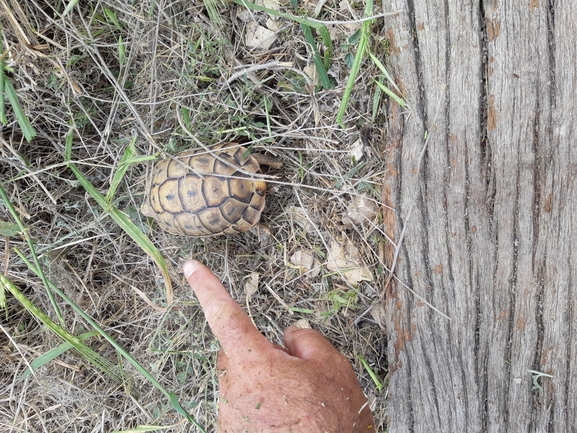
326, 240, 373, 286
244, 272, 260, 302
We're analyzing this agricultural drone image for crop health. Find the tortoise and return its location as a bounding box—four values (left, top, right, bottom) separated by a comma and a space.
141, 143, 277, 236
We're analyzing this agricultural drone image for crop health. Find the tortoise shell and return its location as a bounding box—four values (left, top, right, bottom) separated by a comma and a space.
141, 143, 267, 236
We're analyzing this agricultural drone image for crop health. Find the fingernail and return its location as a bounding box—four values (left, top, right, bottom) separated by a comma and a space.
183, 260, 200, 280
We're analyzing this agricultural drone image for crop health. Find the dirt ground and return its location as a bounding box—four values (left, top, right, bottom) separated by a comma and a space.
0, 1, 390, 431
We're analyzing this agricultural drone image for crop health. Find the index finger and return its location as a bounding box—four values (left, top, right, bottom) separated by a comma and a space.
183, 260, 270, 356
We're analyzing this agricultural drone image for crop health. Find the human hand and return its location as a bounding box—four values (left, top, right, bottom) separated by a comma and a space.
183, 260, 375, 432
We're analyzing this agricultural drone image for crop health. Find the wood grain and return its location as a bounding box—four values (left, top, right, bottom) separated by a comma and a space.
381, 1, 577, 431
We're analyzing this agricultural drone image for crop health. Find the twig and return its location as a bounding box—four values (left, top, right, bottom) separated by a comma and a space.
307, 11, 402, 26
225, 61, 311, 85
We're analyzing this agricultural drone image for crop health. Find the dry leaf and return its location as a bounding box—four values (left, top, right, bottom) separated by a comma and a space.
369, 301, 387, 329
236, 10, 253, 22
287, 206, 315, 232
289, 249, 321, 278
339, 1, 362, 30
250, 223, 273, 246
350, 137, 364, 161
245, 22, 277, 50
303, 64, 318, 86
342, 195, 379, 227
266, 17, 281, 32
256, 0, 280, 10
244, 272, 260, 302
326, 240, 373, 286
293, 318, 312, 329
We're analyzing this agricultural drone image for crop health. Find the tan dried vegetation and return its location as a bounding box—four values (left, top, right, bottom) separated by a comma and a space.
0, 0, 394, 431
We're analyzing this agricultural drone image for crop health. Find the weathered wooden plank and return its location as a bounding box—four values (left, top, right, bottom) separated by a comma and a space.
381, 1, 576, 431
532, 2, 577, 431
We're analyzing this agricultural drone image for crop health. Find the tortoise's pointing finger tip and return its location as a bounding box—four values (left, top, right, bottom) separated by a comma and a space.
183, 260, 201, 280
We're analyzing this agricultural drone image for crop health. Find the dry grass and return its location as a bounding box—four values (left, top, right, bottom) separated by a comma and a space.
0, 0, 393, 431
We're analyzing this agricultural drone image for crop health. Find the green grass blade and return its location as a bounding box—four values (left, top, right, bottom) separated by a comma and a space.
4, 79, 36, 142
316, 26, 333, 70
374, 79, 406, 108
181, 105, 191, 129
65, 129, 74, 161
368, 52, 403, 96
2, 273, 132, 388
301, 24, 333, 89
62, 0, 79, 17
0, 59, 6, 124
203, 0, 224, 26
66, 162, 173, 308
336, 0, 374, 126
13, 255, 206, 432
372, 75, 384, 121
105, 135, 137, 203
358, 353, 383, 390
0, 184, 63, 324
0, 274, 5, 312
264, 96, 273, 136
233, 0, 334, 88
0, 31, 4, 124
104, 7, 122, 29
113, 424, 178, 433
233, 0, 329, 30
123, 155, 158, 164
0, 220, 20, 236
19, 331, 100, 381
118, 36, 126, 67
169, 391, 199, 422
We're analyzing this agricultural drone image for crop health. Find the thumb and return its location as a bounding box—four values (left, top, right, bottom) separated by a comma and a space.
283, 325, 341, 361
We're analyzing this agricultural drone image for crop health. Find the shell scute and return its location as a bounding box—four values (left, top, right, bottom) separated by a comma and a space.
157, 179, 184, 213
178, 176, 204, 213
